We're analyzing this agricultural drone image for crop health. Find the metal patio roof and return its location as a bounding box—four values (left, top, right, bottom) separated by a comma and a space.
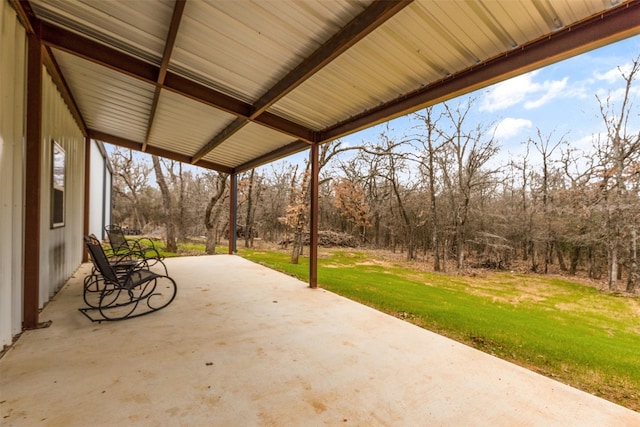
13, 0, 640, 174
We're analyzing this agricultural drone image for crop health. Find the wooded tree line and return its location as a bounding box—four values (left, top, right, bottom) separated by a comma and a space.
110, 58, 639, 293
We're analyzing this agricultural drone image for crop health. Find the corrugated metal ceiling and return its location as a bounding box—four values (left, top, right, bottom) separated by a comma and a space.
19, 0, 640, 173
53, 50, 155, 143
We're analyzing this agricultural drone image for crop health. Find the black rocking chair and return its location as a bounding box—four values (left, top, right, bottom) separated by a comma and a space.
82, 235, 142, 304
104, 225, 167, 275
80, 235, 177, 322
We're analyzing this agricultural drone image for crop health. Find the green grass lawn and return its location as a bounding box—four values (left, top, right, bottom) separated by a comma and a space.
239, 248, 640, 411
136, 239, 227, 257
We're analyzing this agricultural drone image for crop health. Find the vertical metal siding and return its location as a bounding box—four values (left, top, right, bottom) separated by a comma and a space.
89, 139, 106, 239
39, 69, 86, 304
0, 0, 27, 346
0, 0, 27, 347
104, 167, 112, 241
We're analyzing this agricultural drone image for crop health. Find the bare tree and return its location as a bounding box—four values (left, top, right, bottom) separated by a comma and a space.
594, 56, 640, 290
507, 143, 535, 264
438, 98, 500, 269
166, 161, 188, 243
360, 128, 418, 260
152, 155, 177, 252
413, 107, 446, 270
529, 129, 567, 273
260, 163, 297, 243
110, 147, 152, 229
239, 169, 262, 248
204, 172, 228, 254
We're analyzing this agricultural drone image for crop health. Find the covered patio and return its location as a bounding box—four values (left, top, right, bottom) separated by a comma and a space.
2, 255, 638, 426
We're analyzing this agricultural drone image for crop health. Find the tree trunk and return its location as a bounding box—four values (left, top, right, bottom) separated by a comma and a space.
204, 173, 228, 254
628, 228, 638, 292
530, 241, 538, 273
608, 245, 618, 291
456, 227, 465, 270
569, 246, 580, 275
556, 243, 567, 272
176, 163, 187, 243
291, 229, 303, 264
428, 141, 440, 271
244, 169, 256, 248
442, 238, 448, 273
152, 155, 177, 253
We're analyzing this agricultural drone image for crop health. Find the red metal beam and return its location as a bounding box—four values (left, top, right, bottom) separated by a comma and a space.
309, 143, 319, 289
318, 0, 640, 143
23, 33, 43, 330
250, 0, 413, 118
88, 129, 233, 174
42, 47, 87, 136
12, 0, 36, 34
82, 136, 90, 262
40, 21, 158, 83
234, 140, 310, 174
143, 0, 186, 151
191, 118, 248, 164
190, 0, 410, 164
253, 112, 316, 142
39, 19, 315, 142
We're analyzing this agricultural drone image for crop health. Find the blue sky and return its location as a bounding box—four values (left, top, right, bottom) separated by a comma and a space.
330, 34, 640, 168
114, 34, 640, 176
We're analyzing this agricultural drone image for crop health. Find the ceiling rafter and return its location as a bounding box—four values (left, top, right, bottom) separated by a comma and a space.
253, 0, 414, 118
318, 0, 640, 143
189, 0, 413, 165
190, 117, 246, 164
235, 140, 311, 174
143, 0, 186, 152
88, 129, 232, 173
37, 18, 316, 143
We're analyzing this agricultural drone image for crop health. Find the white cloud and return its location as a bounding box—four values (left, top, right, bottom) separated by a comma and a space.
595, 83, 640, 104
480, 71, 570, 112
524, 77, 568, 109
493, 118, 532, 140
594, 63, 633, 84
480, 71, 540, 112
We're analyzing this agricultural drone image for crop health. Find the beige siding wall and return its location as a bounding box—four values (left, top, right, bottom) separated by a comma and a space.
39, 69, 86, 304
89, 140, 112, 241
0, 0, 27, 347
1, 0, 86, 346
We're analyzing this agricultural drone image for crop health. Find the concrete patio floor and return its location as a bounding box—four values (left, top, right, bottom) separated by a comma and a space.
1, 255, 639, 426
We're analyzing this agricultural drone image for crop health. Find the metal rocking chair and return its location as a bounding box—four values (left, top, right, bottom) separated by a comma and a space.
82, 234, 143, 306
80, 235, 177, 322
104, 225, 167, 275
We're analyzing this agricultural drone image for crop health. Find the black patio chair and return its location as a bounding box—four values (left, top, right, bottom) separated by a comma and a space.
80, 235, 177, 323
82, 234, 144, 305
104, 225, 167, 275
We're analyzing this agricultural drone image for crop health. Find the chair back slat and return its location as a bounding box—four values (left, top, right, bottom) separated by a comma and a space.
105, 225, 130, 253
85, 238, 121, 284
